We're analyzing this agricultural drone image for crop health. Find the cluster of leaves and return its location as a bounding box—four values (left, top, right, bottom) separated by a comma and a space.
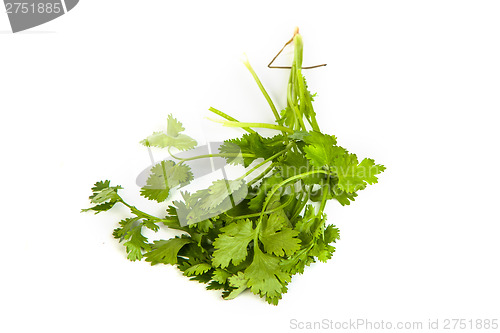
83, 31, 385, 305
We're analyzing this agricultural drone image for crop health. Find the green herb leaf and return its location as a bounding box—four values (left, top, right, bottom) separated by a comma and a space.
212, 219, 256, 268
140, 161, 193, 202
184, 263, 212, 276
141, 115, 197, 151
144, 238, 191, 265
224, 272, 249, 300
245, 248, 291, 304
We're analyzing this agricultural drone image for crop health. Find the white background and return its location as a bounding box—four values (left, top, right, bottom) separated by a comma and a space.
1, 1, 499, 332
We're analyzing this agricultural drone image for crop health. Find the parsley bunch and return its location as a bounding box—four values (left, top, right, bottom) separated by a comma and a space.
83, 30, 385, 305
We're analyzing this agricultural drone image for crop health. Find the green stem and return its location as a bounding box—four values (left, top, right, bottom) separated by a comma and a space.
293, 34, 304, 70
287, 82, 306, 131
242, 56, 280, 122
294, 37, 307, 129
119, 199, 174, 224
168, 148, 255, 162
246, 163, 275, 187
238, 143, 293, 181
318, 183, 329, 216
260, 169, 330, 216
289, 185, 310, 222
118, 198, 190, 232
210, 119, 294, 134
317, 185, 330, 238
295, 67, 320, 132
286, 32, 321, 132
208, 107, 256, 134
308, 103, 320, 132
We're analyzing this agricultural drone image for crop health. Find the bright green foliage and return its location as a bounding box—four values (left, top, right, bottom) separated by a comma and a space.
124, 226, 151, 261
112, 217, 139, 240
166, 114, 185, 137
225, 272, 248, 299
245, 248, 291, 304
260, 226, 301, 257
358, 158, 387, 185
259, 208, 301, 257
144, 238, 192, 265
81, 180, 122, 214
184, 263, 212, 276
111, 217, 153, 261
140, 161, 193, 202
83, 31, 385, 305
212, 219, 255, 268
171, 179, 248, 226
219, 133, 286, 167
212, 269, 231, 284
198, 179, 246, 210
141, 114, 197, 151
295, 205, 322, 242
248, 174, 283, 211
